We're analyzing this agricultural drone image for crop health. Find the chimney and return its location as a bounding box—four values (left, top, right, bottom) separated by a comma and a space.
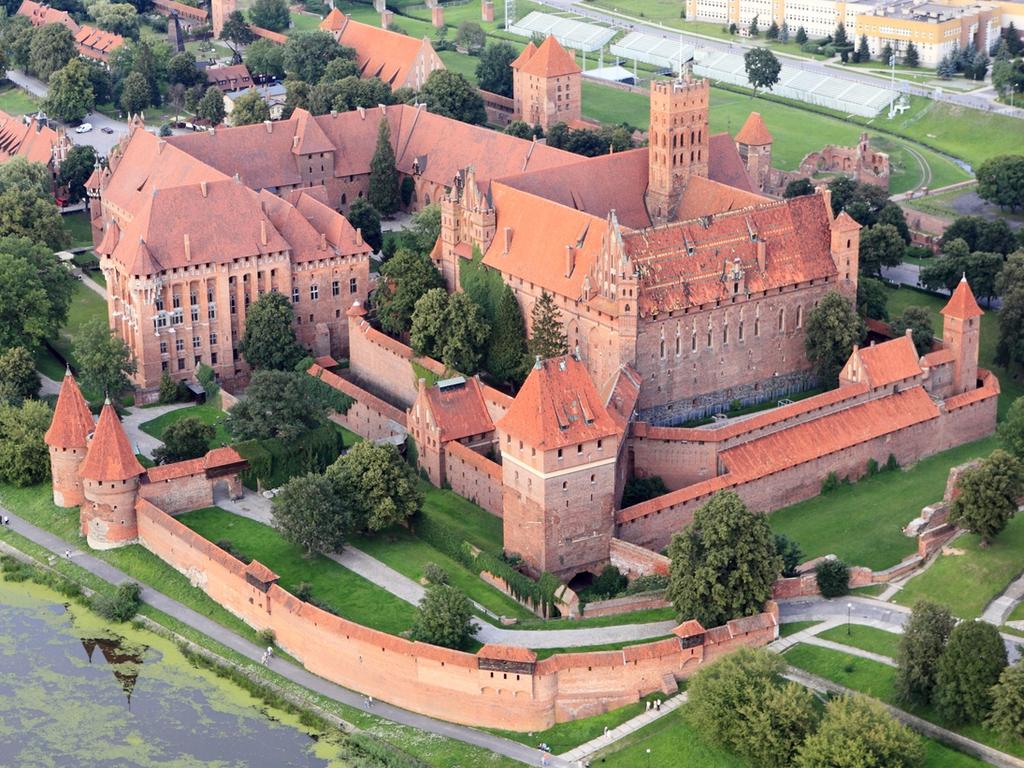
330, 110, 337, 117
183, 233, 191, 262
355, 227, 363, 246
564, 244, 575, 277
260, 219, 268, 246
157, 139, 166, 153
319, 232, 327, 250
534, 354, 542, 370
200, 180, 208, 197
756, 239, 766, 271
503, 226, 512, 255
821, 187, 833, 218
292, 135, 300, 148
357, 106, 365, 119
264, 120, 272, 133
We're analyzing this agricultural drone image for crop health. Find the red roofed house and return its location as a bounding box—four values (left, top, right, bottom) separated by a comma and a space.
205, 63, 254, 92
320, 8, 445, 90
0, 109, 71, 191
511, 36, 581, 130
17, 0, 125, 64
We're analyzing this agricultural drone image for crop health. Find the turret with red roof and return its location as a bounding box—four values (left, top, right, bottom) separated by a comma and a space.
44, 369, 95, 508
941, 275, 983, 396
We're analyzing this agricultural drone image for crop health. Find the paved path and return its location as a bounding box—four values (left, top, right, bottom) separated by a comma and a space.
72, 267, 107, 300
215, 492, 678, 648
0, 507, 568, 768
120, 402, 193, 458
39, 373, 62, 398
982, 572, 1024, 626
802, 635, 899, 667
559, 694, 685, 763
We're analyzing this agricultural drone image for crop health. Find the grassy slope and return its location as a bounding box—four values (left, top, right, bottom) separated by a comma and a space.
139, 403, 233, 449
0, 83, 41, 114
816, 624, 901, 658
61, 212, 94, 249
894, 514, 1024, 619
177, 506, 419, 635
421, 485, 505, 555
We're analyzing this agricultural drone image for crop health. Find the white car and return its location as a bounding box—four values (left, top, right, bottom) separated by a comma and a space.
75, 123, 93, 134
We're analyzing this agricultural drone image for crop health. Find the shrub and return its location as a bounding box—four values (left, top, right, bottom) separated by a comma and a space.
257, 628, 276, 647
821, 472, 844, 494
591, 565, 628, 599
621, 475, 669, 507
92, 582, 142, 623
624, 573, 669, 594
423, 562, 449, 585
866, 458, 880, 476
294, 581, 313, 601
158, 371, 185, 403
886, 453, 899, 471
815, 559, 850, 598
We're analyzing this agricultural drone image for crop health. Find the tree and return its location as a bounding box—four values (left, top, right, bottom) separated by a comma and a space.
58, 145, 99, 204
749, 15, 759, 37
0, 399, 51, 485
766, 20, 779, 39
833, 22, 848, 46
455, 20, 485, 52
368, 119, 400, 216
795, 26, 807, 45
622, 475, 670, 508
219, 9, 254, 58
857, 276, 889, 320
408, 204, 442, 254
796, 695, 924, 768
937, 53, 956, 79
1004, 21, 1023, 55
688, 648, 817, 768
410, 288, 449, 358
857, 34, 871, 62
904, 41, 919, 67
949, 449, 1024, 546
998, 286, 1024, 370
945, 216, 1018, 256
91, 2, 139, 37
75, 318, 137, 399
196, 85, 226, 125
418, 70, 487, 125
227, 370, 327, 441
0, 161, 67, 249
167, 51, 203, 88
375, 248, 445, 336
998, 396, 1024, 460
894, 600, 956, 707
666, 491, 782, 627
245, 38, 285, 80
878, 203, 911, 244
881, 42, 894, 66
272, 472, 352, 555
411, 584, 475, 649
988, 663, 1024, 741
976, 155, 1024, 210
775, 533, 803, 577
744, 47, 781, 96
440, 293, 490, 373
783, 178, 815, 198
529, 290, 568, 360
0, 235, 73, 350
44, 58, 95, 123
230, 90, 270, 125
28, 23, 76, 81
891, 306, 935, 355
858, 223, 906, 277
152, 416, 215, 464
239, 291, 305, 371
326, 441, 422, 532
804, 291, 865, 385
249, 0, 289, 31
282, 31, 349, 84
320, 56, 361, 83
487, 284, 529, 385
345, 198, 382, 254
0, 347, 40, 405
815, 558, 849, 598
119, 70, 151, 115
92, 581, 142, 622
935, 620, 1008, 723
779, 21, 790, 43
476, 41, 516, 97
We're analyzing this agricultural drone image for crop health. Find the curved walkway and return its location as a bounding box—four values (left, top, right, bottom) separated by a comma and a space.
982, 572, 1024, 626
215, 492, 678, 648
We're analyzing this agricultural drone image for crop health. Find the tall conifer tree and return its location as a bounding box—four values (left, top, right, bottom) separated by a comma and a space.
368, 120, 399, 216
529, 291, 568, 360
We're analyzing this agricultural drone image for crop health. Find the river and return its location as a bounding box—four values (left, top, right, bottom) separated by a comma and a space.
0, 578, 351, 767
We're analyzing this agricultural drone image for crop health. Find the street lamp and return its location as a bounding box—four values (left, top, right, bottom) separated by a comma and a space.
646, 748, 652, 768
847, 602, 853, 636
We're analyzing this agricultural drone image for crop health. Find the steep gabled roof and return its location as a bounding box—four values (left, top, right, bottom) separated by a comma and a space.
422, 377, 494, 443
842, 335, 923, 389
79, 402, 145, 482
0, 110, 62, 166
511, 41, 537, 69
496, 355, 620, 450
942, 276, 983, 321
292, 108, 334, 155
514, 35, 580, 78
320, 7, 348, 31
735, 112, 772, 146
674, 175, 768, 221
44, 371, 94, 449
336, 20, 433, 88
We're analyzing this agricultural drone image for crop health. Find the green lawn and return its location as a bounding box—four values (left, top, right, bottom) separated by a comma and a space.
288, 10, 323, 32
769, 435, 998, 571
515, 605, 677, 631
352, 527, 535, 621
817, 624, 901, 658
531, 635, 675, 660
177, 507, 419, 635
421, 485, 504, 555
893, 514, 1024, 619
780, 620, 821, 637
0, 82, 41, 115
48, 282, 109, 400
1010, 602, 1024, 622
34, 346, 66, 382
139, 403, 233, 449
785, 642, 1024, 759
61, 212, 94, 249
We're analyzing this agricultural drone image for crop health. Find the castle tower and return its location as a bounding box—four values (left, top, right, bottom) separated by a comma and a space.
511, 36, 581, 130
438, 167, 495, 291
210, 0, 236, 38
44, 369, 95, 508
496, 355, 622, 581
645, 74, 709, 224
735, 112, 773, 192
941, 276, 983, 396
829, 208, 861, 301
78, 399, 146, 550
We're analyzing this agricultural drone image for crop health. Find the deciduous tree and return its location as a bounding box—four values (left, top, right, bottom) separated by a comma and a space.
0, 347, 40, 405
935, 620, 1008, 723
997, 396, 1024, 459
249, 0, 289, 32
0, 235, 73, 347
418, 70, 487, 125
891, 306, 936, 355
326, 441, 422, 532
239, 291, 306, 371
796, 695, 924, 768
119, 70, 152, 114
28, 23, 76, 81
949, 449, 1024, 546
410, 288, 449, 359
895, 600, 956, 707
219, 9, 254, 59
227, 370, 328, 441
744, 47, 781, 96
91, 2, 139, 38
244, 38, 285, 80
375, 248, 444, 336
229, 90, 270, 125
411, 584, 475, 649
196, 84, 226, 125
76, 318, 137, 399
58, 145, 99, 203
476, 41, 517, 97
666, 491, 782, 627
0, 399, 52, 486
45, 58, 95, 122
783, 178, 814, 198
272, 472, 353, 555
987, 662, 1024, 740
804, 291, 866, 385
454, 20, 485, 52
282, 31, 349, 84
858, 223, 906, 276
856, 276, 889, 320
152, 416, 215, 464
345, 198, 382, 253
976, 154, 1024, 211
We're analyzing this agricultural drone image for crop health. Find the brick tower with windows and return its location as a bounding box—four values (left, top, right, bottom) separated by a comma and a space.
44, 369, 95, 508
645, 73, 710, 223
735, 111, 773, 192
511, 36, 582, 130
496, 354, 623, 581
941, 276, 983, 396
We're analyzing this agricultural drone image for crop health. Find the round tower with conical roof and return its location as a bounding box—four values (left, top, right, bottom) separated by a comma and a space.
44, 369, 96, 508
78, 398, 146, 549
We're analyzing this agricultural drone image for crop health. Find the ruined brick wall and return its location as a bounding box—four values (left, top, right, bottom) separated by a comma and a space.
609, 537, 670, 577
445, 441, 503, 517
581, 592, 670, 619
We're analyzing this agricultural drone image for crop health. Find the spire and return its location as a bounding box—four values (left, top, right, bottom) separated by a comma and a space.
78, 402, 145, 482
941, 275, 983, 321
44, 370, 95, 449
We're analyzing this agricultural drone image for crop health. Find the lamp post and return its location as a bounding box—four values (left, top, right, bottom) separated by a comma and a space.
847, 602, 853, 636
646, 748, 652, 768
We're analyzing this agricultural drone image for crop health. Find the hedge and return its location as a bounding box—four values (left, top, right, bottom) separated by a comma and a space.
236, 425, 346, 490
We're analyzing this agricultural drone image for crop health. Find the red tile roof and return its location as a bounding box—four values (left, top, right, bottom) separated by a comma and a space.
320, 7, 347, 31
17, 0, 78, 30
735, 111, 772, 146
673, 619, 706, 638
206, 63, 253, 92
674, 174, 767, 221
423, 376, 495, 443
842, 335, 923, 389
922, 348, 956, 367
145, 457, 205, 482
942, 276, 983, 320
946, 368, 1000, 410
74, 25, 125, 61
292, 108, 334, 155
153, 0, 207, 20
204, 445, 245, 468
707, 132, 757, 193
334, 18, 440, 89
496, 355, 620, 450
511, 41, 537, 69
245, 559, 279, 583
477, 644, 537, 663
44, 371, 94, 449
513, 35, 580, 78
0, 110, 64, 166
79, 402, 146, 481
603, 365, 641, 430
250, 25, 286, 44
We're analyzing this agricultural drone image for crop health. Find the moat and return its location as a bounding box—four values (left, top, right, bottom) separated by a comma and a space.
0, 579, 348, 767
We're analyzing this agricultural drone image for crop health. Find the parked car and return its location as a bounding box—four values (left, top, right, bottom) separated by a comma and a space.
100, 126, 114, 134
75, 123, 93, 134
